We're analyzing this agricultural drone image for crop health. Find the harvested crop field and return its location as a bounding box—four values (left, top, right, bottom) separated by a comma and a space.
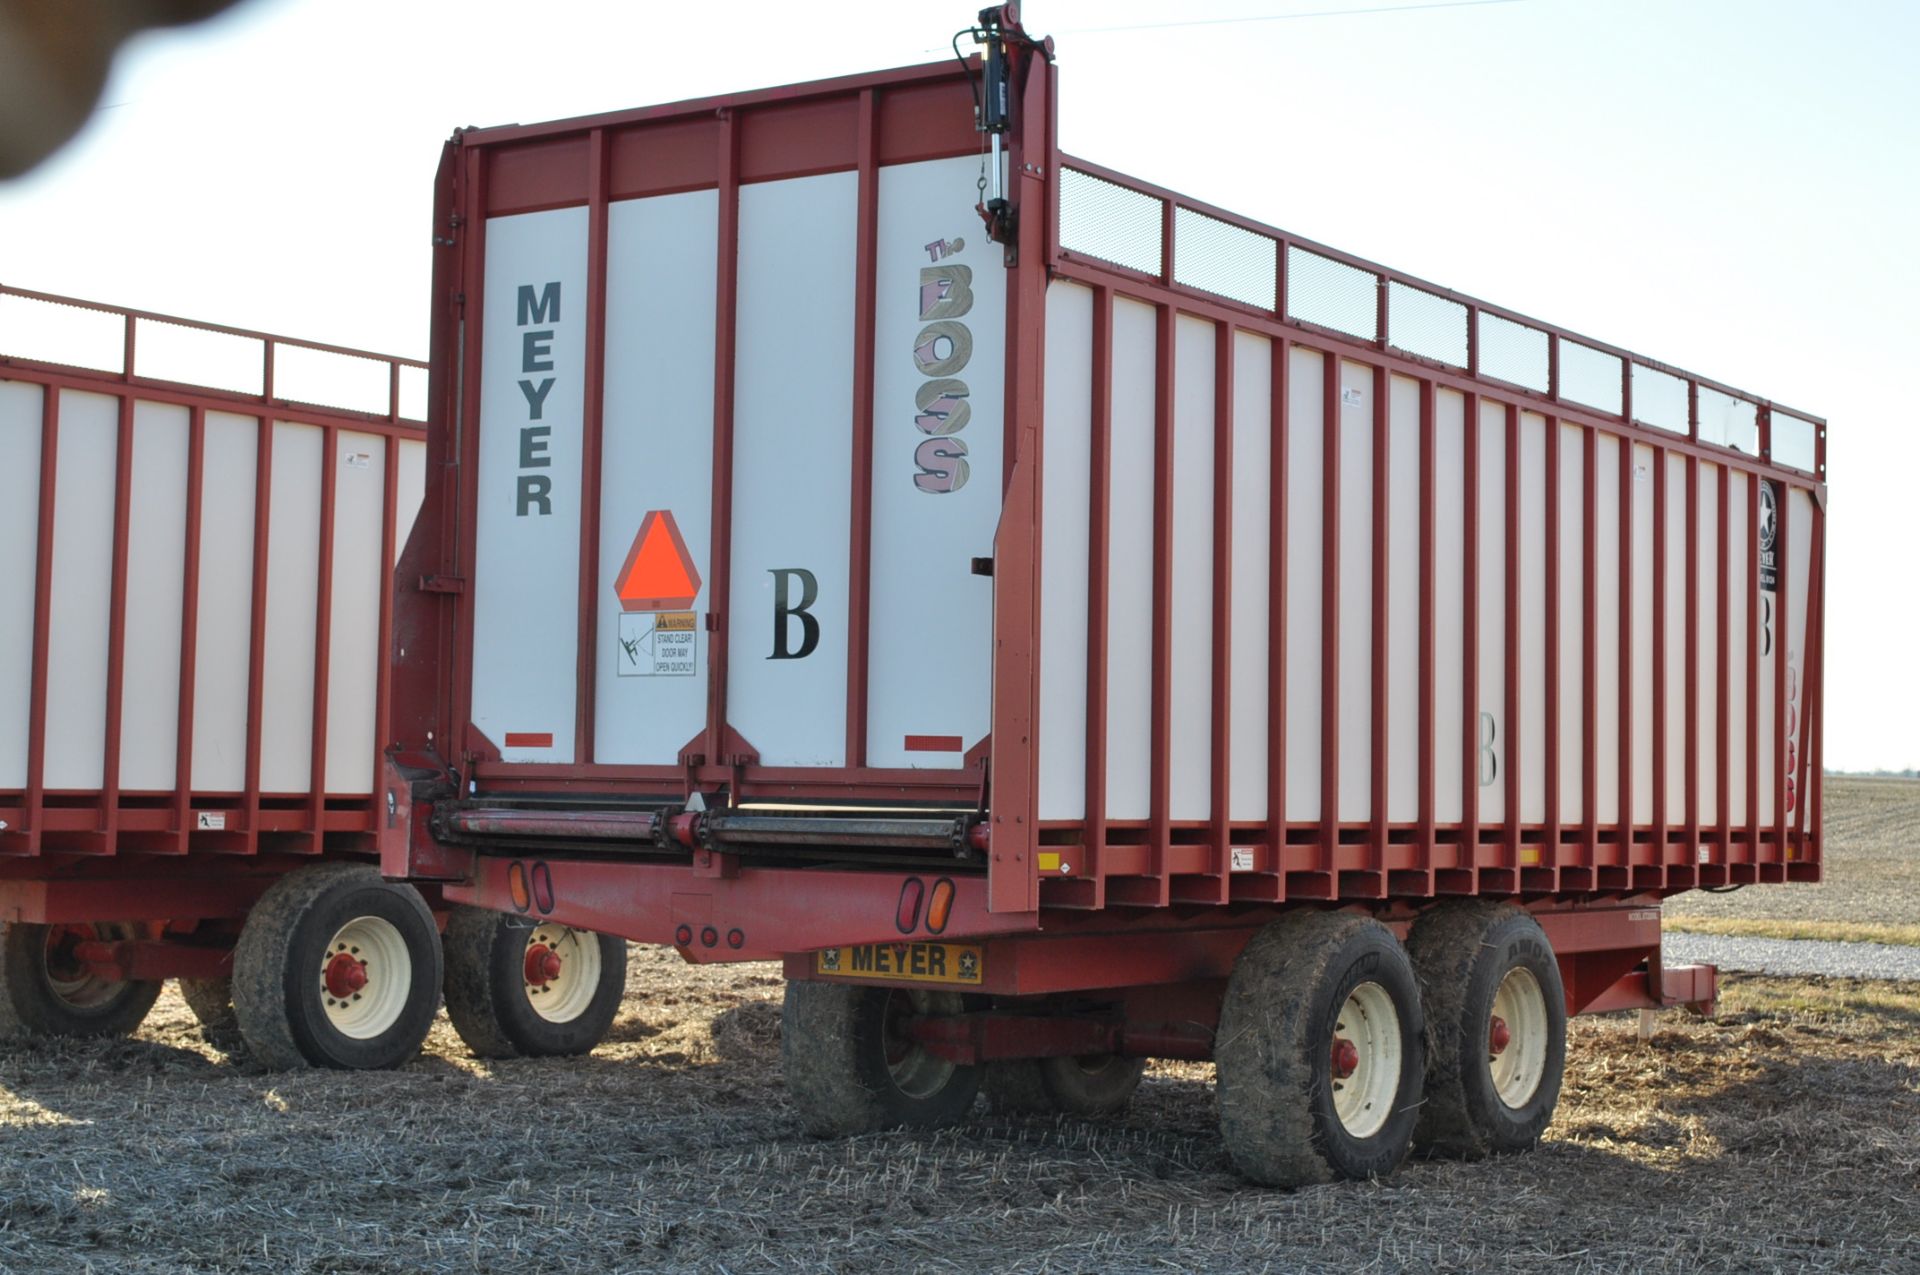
1668, 776, 1920, 931
2, 949, 1916, 1275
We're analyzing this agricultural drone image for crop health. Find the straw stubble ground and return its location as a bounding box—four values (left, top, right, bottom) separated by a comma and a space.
0, 949, 1914, 1274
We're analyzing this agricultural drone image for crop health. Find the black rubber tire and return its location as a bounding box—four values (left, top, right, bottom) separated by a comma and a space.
179, 976, 237, 1032
985, 1054, 1146, 1117
1215, 910, 1425, 1187
232, 863, 442, 1071
783, 981, 980, 1135
442, 907, 626, 1059
0, 922, 162, 1040
1407, 901, 1567, 1159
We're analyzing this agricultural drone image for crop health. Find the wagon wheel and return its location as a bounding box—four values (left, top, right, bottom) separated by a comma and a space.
1215, 910, 1425, 1186
0, 921, 162, 1040
783, 981, 981, 1135
1407, 901, 1567, 1159
442, 906, 627, 1059
231, 863, 442, 1070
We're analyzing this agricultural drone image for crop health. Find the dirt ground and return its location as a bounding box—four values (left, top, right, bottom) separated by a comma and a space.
0, 949, 1915, 1275
1668, 776, 1920, 929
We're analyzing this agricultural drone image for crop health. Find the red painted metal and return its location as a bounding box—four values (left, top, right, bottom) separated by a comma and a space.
843, 90, 881, 771
574, 127, 611, 764
324, 950, 369, 999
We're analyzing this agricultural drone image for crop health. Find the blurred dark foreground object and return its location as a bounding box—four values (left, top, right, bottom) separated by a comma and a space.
0, 0, 249, 178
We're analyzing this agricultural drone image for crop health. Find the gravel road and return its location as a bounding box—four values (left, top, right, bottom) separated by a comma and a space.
1665, 931, 1920, 981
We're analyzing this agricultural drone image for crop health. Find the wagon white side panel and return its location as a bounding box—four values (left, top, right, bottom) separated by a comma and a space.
595, 188, 718, 767
191, 412, 259, 792
726, 171, 859, 768
43, 390, 119, 789
867, 157, 1006, 770
470, 206, 589, 763
0, 381, 43, 789
1284, 347, 1324, 823
1227, 333, 1272, 823
1104, 299, 1157, 820
1037, 283, 1094, 822
1475, 398, 1506, 824
118, 401, 190, 790
324, 430, 387, 794
1385, 376, 1420, 823
1169, 318, 1216, 820
260, 422, 321, 794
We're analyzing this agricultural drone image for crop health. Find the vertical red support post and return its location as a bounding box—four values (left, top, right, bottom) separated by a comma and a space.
1616, 427, 1633, 867
1684, 453, 1701, 868
1261, 330, 1290, 900
984, 40, 1051, 914
1460, 390, 1481, 877
1204, 321, 1235, 902
1542, 411, 1561, 881
1581, 423, 1597, 869
1744, 469, 1760, 870
171, 407, 207, 853
1503, 403, 1521, 876
306, 425, 340, 852
1714, 463, 1731, 866
843, 90, 881, 770
1082, 288, 1114, 906
698, 113, 741, 771
1772, 480, 1789, 872
1415, 378, 1435, 890
22, 388, 60, 854
97, 393, 137, 851
573, 128, 611, 765
448, 145, 491, 763
1320, 349, 1342, 884
1369, 364, 1390, 890
370, 431, 400, 827
1651, 444, 1668, 882
241, 416, 276, 854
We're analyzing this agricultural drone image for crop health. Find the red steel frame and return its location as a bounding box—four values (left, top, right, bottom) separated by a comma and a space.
0, 285, 428, 875
400, 15, 1821, 1016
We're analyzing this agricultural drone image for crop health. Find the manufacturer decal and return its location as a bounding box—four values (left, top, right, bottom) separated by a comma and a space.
911, 235, 977, 493
813, 942, 984, 985
514, 281, 563, 517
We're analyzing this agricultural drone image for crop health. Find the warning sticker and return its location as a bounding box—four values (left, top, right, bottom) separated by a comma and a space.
617, 611, 698, 677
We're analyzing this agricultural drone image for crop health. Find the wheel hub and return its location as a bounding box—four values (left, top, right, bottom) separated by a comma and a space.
1488, 1014, 1511, 1056
324, 951, 369, 999
524, 944, 564, 987
1330, 1037, 1360, 1079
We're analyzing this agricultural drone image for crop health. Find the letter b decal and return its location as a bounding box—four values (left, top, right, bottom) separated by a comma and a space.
769, 568, 820, 661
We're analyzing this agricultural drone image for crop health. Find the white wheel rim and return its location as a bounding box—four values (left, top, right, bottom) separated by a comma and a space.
1488, 966, 1550, 1109
521, 924, 603, 1024
1330, 981, 1403, 1140
319, 916, 411, 1040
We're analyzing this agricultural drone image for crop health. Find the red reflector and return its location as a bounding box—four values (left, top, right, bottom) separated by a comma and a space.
503, 732, 554, 748
896, 877, 926, 933
903, 735, 964, 753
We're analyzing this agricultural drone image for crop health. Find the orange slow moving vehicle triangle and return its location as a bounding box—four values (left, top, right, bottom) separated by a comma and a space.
614, 509, 702, 611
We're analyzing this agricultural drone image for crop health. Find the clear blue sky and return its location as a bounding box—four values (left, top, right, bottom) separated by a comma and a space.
1, 0, 1913, 771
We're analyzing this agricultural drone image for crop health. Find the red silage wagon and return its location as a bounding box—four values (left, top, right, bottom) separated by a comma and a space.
4, 3, 1827, 1188
0, 285, 442, 1054
376, 7, 1826, 1185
